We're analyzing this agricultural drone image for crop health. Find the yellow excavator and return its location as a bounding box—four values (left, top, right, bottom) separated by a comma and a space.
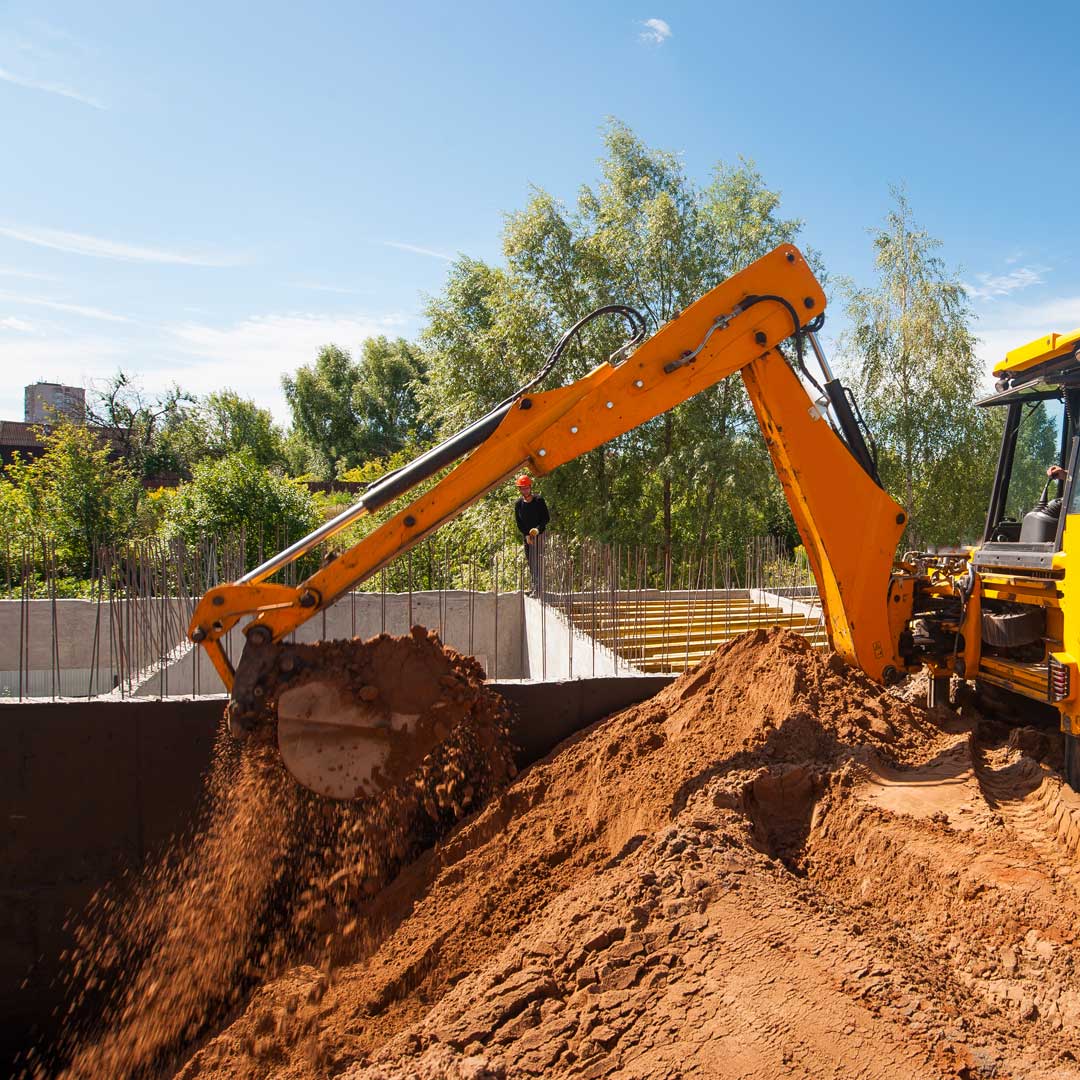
188, 244, 1080, 797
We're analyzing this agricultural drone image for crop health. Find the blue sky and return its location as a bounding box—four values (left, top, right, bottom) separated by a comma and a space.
1, 0, 1078, 424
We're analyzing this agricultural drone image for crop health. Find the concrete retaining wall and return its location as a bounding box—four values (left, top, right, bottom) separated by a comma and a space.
132, 590, 528, 695
0, 598, 185, 671
0, 697, 222, 1062
522, 596, 633, 680
0, 592, 529, 699
0, 673, 674, 1066
1, 588, 802, 699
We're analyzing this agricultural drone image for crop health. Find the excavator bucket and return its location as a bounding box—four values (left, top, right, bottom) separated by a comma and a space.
228, 630, 494, 801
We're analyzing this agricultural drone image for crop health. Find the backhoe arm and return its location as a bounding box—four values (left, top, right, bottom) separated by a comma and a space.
190, 243, 907, 696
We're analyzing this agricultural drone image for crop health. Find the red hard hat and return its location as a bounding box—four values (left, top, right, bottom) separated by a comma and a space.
515, 474, 532, 489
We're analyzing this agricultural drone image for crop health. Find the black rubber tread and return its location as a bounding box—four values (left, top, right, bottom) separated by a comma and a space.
981, 606, 1046, 648
1064, 732, 1080, 793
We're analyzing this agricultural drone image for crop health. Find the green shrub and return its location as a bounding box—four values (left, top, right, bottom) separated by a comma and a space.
164, 450, 320, 570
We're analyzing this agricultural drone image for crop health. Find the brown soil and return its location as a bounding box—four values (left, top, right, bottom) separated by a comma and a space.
46, 627, 1080, 1079
39, 628, 514, 1080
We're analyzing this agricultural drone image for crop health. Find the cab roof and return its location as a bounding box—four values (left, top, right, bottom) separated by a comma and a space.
993, 326, 1080, 378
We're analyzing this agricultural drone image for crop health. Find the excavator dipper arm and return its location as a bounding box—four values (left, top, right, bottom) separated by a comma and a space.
189, 244, 910, 798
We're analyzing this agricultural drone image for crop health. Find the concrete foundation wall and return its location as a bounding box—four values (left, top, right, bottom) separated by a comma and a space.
522, 596, 633, 680
0, 592, 529, 698
0, 588, 800, 699
0, 697, 222, 1061
0, 666, 116, 698
135, 590, 527, 695
0, 598, 188, 671
0, 673, 674, 1065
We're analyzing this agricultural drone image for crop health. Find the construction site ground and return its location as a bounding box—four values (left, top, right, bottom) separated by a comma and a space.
43, 627, 1080, 1080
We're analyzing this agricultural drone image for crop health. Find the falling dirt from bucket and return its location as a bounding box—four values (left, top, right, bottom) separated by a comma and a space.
39, 629, 514, 1080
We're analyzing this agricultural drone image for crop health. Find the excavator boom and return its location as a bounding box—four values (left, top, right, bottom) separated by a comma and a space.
190, 244, 911, 798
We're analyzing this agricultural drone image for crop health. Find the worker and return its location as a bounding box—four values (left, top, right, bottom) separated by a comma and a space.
1046, 464, 1069, 517
514, 474, 549, 597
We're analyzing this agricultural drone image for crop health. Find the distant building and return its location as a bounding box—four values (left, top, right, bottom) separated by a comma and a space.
0, 420, 45, 465
24, 382, 86, 425
1, 382, 88, 465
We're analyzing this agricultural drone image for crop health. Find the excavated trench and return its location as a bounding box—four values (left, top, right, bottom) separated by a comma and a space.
37, 627, 1080, 1080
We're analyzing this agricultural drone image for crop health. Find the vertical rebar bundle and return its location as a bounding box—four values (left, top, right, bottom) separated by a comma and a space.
0, 532, 821, 698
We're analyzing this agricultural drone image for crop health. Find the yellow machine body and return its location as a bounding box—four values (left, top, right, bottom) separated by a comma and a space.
994, 327, 1080, 379
954, 324, 1080, 786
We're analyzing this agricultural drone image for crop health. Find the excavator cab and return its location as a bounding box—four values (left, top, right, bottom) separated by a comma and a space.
964, 331, 1080, 782
981, 386, 1074, 552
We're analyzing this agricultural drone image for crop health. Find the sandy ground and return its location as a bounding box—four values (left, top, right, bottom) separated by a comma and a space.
50, 628, 1080, 1079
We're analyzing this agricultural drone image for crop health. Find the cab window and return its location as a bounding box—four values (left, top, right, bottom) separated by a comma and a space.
1007, 397, 1065, 521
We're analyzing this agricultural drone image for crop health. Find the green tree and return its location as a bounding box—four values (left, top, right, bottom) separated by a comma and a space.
282, 344, 362, 478
282, 337, 429, 478
163, 449, 319, 567
0, 421, 143, 573
842, 188, 985, 546
165, 390, 286, 471
420, 120, 811, 553
354, 336, 432, 458
87, 370, 195, 478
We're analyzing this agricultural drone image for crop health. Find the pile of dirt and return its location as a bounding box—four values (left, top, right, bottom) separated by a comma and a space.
45, 626, 1080, 1079
36, 629, 514, 1080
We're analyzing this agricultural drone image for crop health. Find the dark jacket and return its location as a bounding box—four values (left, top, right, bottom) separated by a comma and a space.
514, 494, 550, 539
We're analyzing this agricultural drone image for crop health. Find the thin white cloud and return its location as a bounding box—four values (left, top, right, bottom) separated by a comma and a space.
0, 289, 130, 323
639, 18, 672, 46
976, 293, 1080, 374
964, 265, 1048, 301
168, 310, 411, 418
0, 222, 247, 267
0, 316, 35, 332
0, 266, 59, 282
0, 64, 104, 109
291, 281, 370, 296
382, 240, 453, 261
171, 311, 408, 361
0, 309, 415, 425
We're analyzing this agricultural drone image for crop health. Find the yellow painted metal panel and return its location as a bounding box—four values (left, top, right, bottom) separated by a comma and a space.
994, 326, 1080, 376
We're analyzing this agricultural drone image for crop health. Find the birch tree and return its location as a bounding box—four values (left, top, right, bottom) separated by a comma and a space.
843, 189, 987, 546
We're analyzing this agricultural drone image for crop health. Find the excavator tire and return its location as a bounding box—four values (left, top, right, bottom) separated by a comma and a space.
1064, 732, 1080, 792
981, 606, 1046, 648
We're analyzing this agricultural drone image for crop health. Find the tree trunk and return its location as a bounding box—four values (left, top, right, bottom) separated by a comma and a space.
695, 473, 720, 550
595, 447, 607, 537
663, 413, 673, 562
